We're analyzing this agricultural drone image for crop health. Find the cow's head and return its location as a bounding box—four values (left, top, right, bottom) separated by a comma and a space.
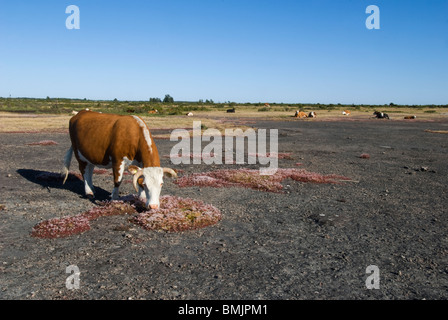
128, 165, 177, 209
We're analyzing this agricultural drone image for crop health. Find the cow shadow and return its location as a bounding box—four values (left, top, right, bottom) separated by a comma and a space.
16, 169, 111, 203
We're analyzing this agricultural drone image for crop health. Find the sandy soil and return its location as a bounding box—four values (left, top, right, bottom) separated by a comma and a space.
0, 116, 447, 300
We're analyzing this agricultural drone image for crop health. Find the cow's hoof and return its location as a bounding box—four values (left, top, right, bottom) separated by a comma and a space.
86, 193, 95, 199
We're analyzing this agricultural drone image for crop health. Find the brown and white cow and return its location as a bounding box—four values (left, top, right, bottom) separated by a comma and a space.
342, 110, 351, 116
62, 110, 177, 209
308, 111, 316, 118
294, 111, 308, 118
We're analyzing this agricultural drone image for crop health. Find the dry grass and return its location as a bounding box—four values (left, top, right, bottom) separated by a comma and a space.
185, 107, 448, 121
0, 113, 71, 133
424, 129, 448, 134
1, 107, 447, 133
0, 112, 252, 134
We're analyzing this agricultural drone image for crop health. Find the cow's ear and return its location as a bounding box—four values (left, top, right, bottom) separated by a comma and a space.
128, 165, 141, 175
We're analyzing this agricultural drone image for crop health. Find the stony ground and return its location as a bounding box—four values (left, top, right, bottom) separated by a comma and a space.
0, 116, 447, 300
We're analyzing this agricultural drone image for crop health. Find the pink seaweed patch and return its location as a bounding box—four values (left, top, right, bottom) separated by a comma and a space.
27, 140, 58, 146
93, 168, 110, 175
164, 153, 237, 164
165, 152, 293, 162
31, 215, 91, 238
131, 195, 222, 233
31, 200, 137, 239
31, 195, 221, 238
248, 152, 294, 160
167, 152, 216, 160
175, 168, 351, 193
82, 200, 137, 220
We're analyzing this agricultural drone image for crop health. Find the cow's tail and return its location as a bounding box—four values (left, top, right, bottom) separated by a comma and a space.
62, 146, 73, 184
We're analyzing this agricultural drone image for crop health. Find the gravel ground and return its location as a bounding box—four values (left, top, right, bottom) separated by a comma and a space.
0, 117, 447, 300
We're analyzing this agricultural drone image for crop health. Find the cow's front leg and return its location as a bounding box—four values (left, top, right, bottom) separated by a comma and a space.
111, 160, 125, 200
127, 165, 147, 203
137, 184, 147, 203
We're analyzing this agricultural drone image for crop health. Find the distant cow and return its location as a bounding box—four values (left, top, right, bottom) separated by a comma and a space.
148, 110, 158, 114
308, 111, 316, 118
373, 111, 390, 119
186, 112, 193, 116
227, 107, 236, 113
342, 110, 351, 116
62, 110, 177, 209
72, 109, 89, 115
294, 111, 308, 118
404, 115, 416, 119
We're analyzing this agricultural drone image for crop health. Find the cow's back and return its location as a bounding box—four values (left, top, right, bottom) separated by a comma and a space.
69, 111, 131, 165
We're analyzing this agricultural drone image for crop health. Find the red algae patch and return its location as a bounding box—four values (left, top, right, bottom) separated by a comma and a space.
92, 168, 110, 175
163, 152, 235, 163
175, 168, 352, 193
131, 195, 222, 233
26, 140, 58, 146
31, 195, 221, 238
82, 200, 137, 220
165, 153, 216, 160
165, 152, 294, 162
248, 152, 294, 160
31, 215, 91, 238
31, 200, 137, 239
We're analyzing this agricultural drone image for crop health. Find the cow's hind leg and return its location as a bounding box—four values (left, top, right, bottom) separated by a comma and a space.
80, 162, 95, 198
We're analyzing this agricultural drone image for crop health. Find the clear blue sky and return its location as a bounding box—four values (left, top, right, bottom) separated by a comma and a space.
1, 0, 447, 105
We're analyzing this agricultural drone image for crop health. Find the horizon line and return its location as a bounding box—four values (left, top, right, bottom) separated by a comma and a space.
1, 96, 447, 107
